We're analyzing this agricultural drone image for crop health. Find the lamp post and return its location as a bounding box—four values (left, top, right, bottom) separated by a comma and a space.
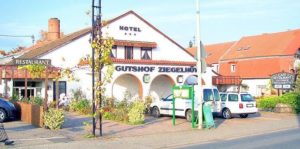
195, 0, 203, 129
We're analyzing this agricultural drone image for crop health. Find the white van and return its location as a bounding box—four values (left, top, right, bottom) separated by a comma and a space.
150, 85, 220, 121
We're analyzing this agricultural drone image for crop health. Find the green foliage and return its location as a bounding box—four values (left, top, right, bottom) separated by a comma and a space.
258, 92, 300, 113
43, 108, 64, 130
103, 98, 146, 125
128, 100, 145, 125
69, 99, 91, 115
18, 64, 46, 79
257, 96, 279, 110
71, 88, 86, 101
30, 96, 43, 106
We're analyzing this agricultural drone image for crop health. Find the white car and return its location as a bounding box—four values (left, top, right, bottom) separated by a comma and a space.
219, 92, 258, 119
150, 86, 220, 121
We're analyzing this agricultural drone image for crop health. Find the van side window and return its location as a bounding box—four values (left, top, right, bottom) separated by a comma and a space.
228, 94, 238, 102
203, 89, 213, 101
220, 94, 227, 101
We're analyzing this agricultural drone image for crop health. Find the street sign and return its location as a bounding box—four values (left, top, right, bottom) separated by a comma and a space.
271, 72, 295, 89
13, 58, 51, 66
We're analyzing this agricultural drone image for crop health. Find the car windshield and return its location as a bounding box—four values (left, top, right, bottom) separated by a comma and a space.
241, 94, 254, 102
213, 89, 220, 101
162, 94, 173, 101
203, 89, 213, 101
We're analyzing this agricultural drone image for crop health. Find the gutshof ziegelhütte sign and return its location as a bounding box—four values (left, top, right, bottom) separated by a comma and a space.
13, 59, 51, 66
271, 72, 295, 89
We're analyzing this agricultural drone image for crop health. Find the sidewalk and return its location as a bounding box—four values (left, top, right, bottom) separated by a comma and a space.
2, 112, 300, 148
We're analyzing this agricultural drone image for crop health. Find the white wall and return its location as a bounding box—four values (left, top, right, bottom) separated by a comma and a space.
242, 79, 270, 97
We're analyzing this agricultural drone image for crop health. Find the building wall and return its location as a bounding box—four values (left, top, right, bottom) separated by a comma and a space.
102, 13, 195, 62
242, 79, 270, 97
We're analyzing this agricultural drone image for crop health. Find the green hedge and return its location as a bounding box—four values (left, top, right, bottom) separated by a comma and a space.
258, 92, 300, 113
69, 99, 91, 115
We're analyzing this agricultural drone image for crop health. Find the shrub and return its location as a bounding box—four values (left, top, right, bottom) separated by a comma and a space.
69, 99, 91, 115
258, 92, 300, 113
44, 108, 64, 130
257, 96, 279, 110
71, 88, 86, 101
30, 96, 43, 106
128, 100, 145, 125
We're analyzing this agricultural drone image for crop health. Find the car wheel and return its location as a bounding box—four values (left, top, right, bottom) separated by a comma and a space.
186, 110, 192, 122
151, 107, 160, 118
222, 108, 232, 119
0, 109, 7, 122
240, 114, 248, 118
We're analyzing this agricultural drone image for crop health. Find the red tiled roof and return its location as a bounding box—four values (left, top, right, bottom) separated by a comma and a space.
186, 41, 235, 64
219, 57, 294, 78
8, 10, 194, 63
221, 29, 300, 61
111, 58, 196, 66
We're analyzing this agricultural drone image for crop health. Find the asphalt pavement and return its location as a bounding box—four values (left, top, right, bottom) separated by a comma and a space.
180, 128, 300, 149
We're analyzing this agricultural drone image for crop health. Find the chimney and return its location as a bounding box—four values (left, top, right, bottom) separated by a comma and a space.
47, 18, 60, 41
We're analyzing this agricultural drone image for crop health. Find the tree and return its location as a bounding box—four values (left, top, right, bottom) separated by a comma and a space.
294, 69, 300, 93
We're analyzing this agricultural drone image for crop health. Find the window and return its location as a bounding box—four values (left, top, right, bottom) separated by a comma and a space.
228, 94, 238, 102
53, 81, 67, 100
231, 64, 236, 72
141, 47, 152, 60
125, 46, 133, 59
110, 45, 117, 58
203, 89, 213, 102
220, 94, 227, 101
241, 94, 254, 102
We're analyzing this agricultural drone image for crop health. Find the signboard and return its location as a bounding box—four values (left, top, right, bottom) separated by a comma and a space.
172, 85, 193, 99
271, 72, 295, 89
115, 65, 197, 73
172, 85, 196, 128
13, 59, 51, 66
203, 104, 215, 128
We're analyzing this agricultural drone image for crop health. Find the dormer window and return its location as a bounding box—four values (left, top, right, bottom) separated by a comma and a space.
141, 47, 152, 60
110, 45, 117, 58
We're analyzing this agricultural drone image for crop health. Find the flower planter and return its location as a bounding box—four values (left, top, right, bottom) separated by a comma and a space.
14, 102, 44, 127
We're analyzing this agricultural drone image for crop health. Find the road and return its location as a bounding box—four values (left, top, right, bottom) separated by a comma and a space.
179, 128, 300, 149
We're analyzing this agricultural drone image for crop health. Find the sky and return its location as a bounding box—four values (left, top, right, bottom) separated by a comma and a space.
0, 0, 300, 51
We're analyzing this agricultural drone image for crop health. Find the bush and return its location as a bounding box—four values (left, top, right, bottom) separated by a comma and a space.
69, 99, 91, 115
44, 108, 64, 130
30, 96, 43, 106
258, 92, 300, 113
257, 96, 279, 110
128, 100, 145, 125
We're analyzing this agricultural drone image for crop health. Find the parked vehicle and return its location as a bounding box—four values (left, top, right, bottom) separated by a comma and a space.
150, 86, 220, 121
0, 98, 17, 122
219, 92, 258, 119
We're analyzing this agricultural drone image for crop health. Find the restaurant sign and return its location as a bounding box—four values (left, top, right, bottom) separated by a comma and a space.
13, 59, 51, 66
271, 72, 295, 89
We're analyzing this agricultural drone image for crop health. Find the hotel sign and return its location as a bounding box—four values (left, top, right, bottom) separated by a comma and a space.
13, 59, 51, 66
271, 72, 295, 89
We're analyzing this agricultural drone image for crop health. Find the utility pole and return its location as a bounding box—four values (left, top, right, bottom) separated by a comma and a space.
195, 0, 203, 129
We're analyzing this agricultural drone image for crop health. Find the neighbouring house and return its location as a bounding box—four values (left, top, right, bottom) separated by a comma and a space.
188, 29, 300, 97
